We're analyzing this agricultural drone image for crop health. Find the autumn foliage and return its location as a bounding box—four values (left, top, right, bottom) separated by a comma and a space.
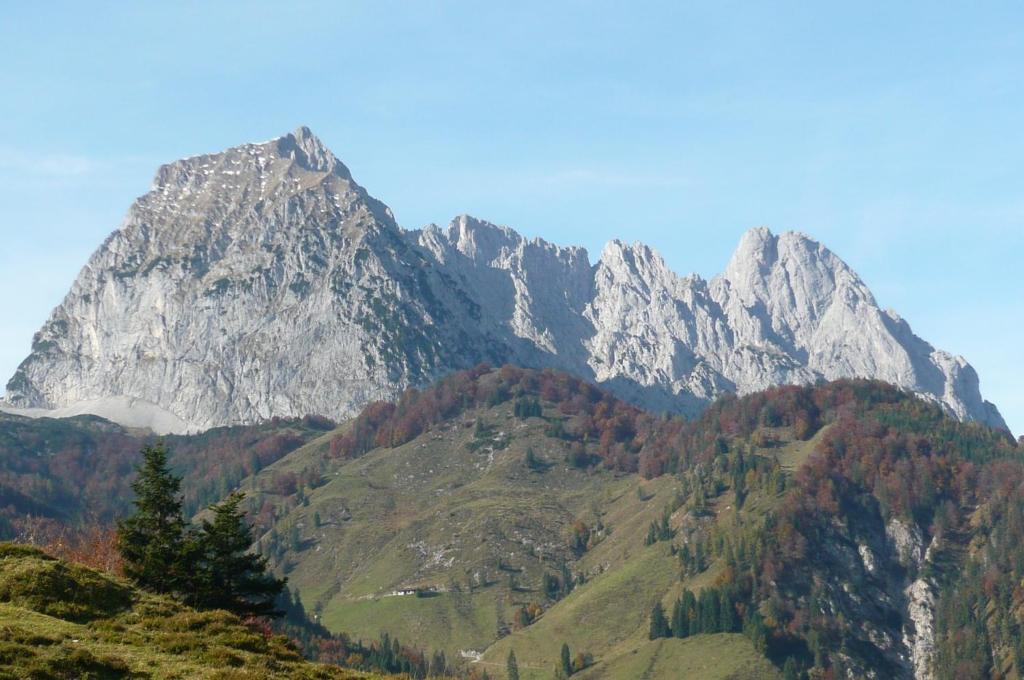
325, 364, 669, 472
0, 414, 331, 540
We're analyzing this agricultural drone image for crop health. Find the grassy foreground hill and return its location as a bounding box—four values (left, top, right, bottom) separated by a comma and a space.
0, 543, 392, 679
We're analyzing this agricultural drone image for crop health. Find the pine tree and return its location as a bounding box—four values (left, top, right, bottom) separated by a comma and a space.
649, 601, 670, 640
693, 540, 705, 573
560, 561, 574, 597
116, 442, 188, 594
679, 589, 698, 637
679, 543, 692, 575
657, 510, 673, 541
525, 447, 546, 471
506, 649, 520, 680
514, 397, 542, 419
429, 650, 448, 677
561, 642, 573, 676
744, 611, 768, 655
719, 591, 738, 632
671, 597, 688, 638
706, 588, 721, 632
194, 491, 286, 617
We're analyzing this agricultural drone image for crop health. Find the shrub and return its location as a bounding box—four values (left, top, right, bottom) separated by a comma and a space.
0, 549, 132, 622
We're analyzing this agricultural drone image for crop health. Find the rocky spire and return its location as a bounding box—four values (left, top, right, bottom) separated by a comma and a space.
276, 125, 349, 176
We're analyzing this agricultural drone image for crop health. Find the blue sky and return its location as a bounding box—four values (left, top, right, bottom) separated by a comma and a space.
0, 2, 1021, 434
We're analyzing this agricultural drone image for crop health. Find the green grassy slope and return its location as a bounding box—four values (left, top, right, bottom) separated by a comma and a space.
229, 377, 831, 676
478, 426, 806, 679
0, 543, 389, 680
241, 402, 804, 677
575, 634, 780, 680
257, 400, 656, 656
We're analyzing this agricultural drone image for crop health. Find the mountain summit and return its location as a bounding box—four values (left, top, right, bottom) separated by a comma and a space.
2, 129, 1006, 433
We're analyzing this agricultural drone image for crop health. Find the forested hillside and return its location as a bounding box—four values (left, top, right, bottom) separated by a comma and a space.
238, 366, 1020, 679
0, 412, 335, 539
3, 365, 1020, 679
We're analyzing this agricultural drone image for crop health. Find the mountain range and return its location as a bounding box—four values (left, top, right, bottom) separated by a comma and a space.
0, 126, 1006, 435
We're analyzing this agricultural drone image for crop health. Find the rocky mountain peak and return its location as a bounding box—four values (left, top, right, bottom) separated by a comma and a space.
445, 215, 524, 263
599, 239, 677, 282
275, 125, 348, 176
722, 227, 861, 299
715, 227, 878, 348
0, 131, 1008, 433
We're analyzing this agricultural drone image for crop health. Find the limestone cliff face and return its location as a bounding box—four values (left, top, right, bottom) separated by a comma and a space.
2, 128, 1007, 433
2, 128, 507, 432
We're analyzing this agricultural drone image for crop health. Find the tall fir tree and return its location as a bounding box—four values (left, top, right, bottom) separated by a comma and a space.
116, 442, 188, 593
561, 642, 573, 677
429, 650, 448, 677
194, 491, 286, 617
671, 597, 688, 638
649, 601, 670, 639
506, 649, 520, 680
720, 591, 738, 632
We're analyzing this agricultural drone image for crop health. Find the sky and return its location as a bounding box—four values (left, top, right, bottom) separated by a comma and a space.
0, 2, 1021, 435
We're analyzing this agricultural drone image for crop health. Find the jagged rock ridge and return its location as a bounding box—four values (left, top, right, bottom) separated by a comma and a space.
1, 127, 1006, 433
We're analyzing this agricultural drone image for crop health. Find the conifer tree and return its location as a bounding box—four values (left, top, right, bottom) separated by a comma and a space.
744, 611, 768, 654
645, 523, 657, 546
429, 650, 448, 677
679, 589, 698, 637
506, 649, 520, 680
671, 598, 688, 638
561, 642, 573, 676
525, 447, 546, 471
693, 540, 705, 573
116, 442, 188, 593
720, 591, 738, 632
704, 588, 721, 632
657, 510, 673, 541
560, 561, 574, 597
649, 601, 670, 639
194, 491, 286, 617
679, 543, 692, 574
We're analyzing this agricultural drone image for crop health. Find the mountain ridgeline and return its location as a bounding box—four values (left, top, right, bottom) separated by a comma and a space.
0, 127, 1006, 433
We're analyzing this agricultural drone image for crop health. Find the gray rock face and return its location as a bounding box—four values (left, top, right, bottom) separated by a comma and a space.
1, 128, 1007, 433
